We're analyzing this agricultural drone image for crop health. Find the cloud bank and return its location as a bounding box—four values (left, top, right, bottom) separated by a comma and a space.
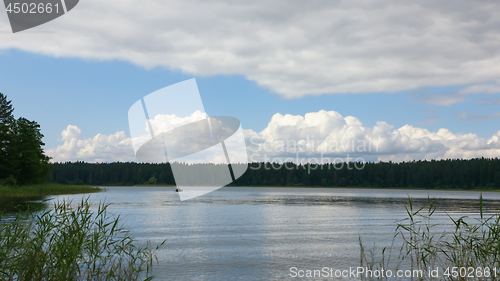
46, 125, 135, 163
3, 0, 500, 98
46, 110, 500, 163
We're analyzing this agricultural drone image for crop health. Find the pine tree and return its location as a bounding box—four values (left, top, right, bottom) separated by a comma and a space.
12, 117, 51, 184
0, 93, 15, 181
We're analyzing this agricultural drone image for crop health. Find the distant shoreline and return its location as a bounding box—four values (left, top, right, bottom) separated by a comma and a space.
5, 184, 492, 196
126, 184, 500, 192
249, 185, 500, 192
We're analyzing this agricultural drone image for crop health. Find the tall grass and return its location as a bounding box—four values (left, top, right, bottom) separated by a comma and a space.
0, 183, 102, 198
360, 195, 500, 280
0, 198, 164, 280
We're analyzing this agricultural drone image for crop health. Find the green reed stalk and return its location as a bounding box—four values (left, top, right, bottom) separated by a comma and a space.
360, 195, 500, 280
0, 198, 165, 281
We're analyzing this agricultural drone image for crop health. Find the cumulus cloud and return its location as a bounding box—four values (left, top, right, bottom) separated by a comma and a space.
245, 110, 500, 163
48, 113, 246, 164
148, 111, 208, 136
3, 1, 500, 98
47, 111, 500, 163
46, 125, 135, 162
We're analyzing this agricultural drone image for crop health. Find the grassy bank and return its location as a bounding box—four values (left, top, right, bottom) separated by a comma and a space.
0, 183, 102, 197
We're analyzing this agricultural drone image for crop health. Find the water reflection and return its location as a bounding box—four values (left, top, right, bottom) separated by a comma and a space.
5, 187, 500, 281
0, 196, 48, 213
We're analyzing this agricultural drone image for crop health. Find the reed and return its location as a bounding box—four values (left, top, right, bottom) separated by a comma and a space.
0, 198, 164, 280
360, 195, 500, 280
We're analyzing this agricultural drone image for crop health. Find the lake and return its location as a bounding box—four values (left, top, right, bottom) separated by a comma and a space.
30, 187, 500, 280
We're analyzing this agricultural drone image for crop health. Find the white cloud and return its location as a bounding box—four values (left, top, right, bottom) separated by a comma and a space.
245, 110, 500, 163
3, 1, 500, 98
424, 82, 500, 106
148, 110, 208, 135
459, 83, 500, 96
48, 113, 245, 164
425, 95, 467, 106
46, 125, 135, 162
47, 111, 500, 163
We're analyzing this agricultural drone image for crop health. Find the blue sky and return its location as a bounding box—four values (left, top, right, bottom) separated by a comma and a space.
1, 49, 498, 151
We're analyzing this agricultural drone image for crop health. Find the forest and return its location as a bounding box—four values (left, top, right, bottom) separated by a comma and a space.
51, 157, 500, 189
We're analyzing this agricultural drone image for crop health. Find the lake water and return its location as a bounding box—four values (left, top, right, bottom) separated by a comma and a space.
31, 187, 500, 280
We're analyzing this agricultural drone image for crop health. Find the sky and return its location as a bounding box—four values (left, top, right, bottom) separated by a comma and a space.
1, 0, 500, 163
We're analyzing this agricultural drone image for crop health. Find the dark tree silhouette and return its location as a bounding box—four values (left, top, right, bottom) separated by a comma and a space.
0, 93, 51, 185
50, 158, 500, 190
0, 93, 15, 181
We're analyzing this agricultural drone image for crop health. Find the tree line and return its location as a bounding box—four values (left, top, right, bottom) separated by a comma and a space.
51, 158, 500, 189
0, 93, 51, 186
